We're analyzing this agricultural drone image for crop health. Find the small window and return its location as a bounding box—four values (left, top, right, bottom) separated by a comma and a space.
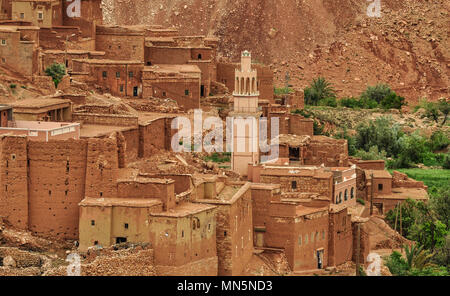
192, 220, 196, 230
224, 231, 227, 237
185, 89, 189, 96
91, 220, 95, 226
344, 189, 348, 201
162, 92, 166, 97
182, 230, 184, 238
291, 181, 297, 190
298, 235, 302, 245
120, 85, 124, 92
20, 13, 24, 19
37, 11, 43, 20
378, 184, 383, 191
198, 54, 202, 60
351, 187, 355, 199
196, 219, 200, 228
129, 71, 133, 78
124, 223, 128, 229
102, 71, 107, 78
1, 39, 5, 46
116, 72, 120, 78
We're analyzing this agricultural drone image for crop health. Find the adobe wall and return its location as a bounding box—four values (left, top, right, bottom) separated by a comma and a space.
145, 47, 191, 65
118, 129, 139, 164
352, 221, 370, 265
305, 137, 348, 167
148, 207, 216, 268
84, 137, 119, 199
95, 26, 144, 61
156, 256, 218, 276
27, 139, 87, 239
292, 211, 329, 271
353, 159, 385, 170
392, 171, 426, 189
73, 62, 143, 97
142, 78, 200, 111
328, 208, 353, 266
213, 188, 253, 275
138, 117, 175, 158
289, 114, 314, 136
260, 173, 333, 200
0, 135, 28, 229
72, 113, 139, 127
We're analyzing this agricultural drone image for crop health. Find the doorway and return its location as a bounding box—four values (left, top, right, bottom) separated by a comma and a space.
116, 237, 127, 244
316, 249, 324, 269
289, 147, 300, 161
133, 86, 138, 97
201, 85, 205, 97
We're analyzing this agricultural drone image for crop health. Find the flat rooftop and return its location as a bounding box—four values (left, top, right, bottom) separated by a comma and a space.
0, 104, 12, 111
10, 98, 71, 109
2, 120, 79, 131
79, 197, 163, 208
72, 59, 143, 65
79, 124, 134, 138
374, 187, 428, 200
150, 202, 216, 218
144, 64, 201, 74
365, 170, 392, 179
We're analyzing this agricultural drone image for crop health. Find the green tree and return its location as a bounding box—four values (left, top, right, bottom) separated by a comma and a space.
45, 63, 66, 87
304, 77, 336, 106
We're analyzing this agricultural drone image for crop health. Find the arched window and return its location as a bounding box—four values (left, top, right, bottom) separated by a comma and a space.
339, 192, 342, 204
198, 53, 202, 60
336, 195, 339, 204
344, 189, 348, 201
351, 187, 354, 199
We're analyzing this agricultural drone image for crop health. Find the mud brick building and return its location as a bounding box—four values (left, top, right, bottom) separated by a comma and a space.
11, 0, 62, 28
9, 98, 72, 121
0, 25, 39, 77
142, 64, 201, 110
364, 169, 428, 214
193, 177, 254, 276
72, 59, 144, 97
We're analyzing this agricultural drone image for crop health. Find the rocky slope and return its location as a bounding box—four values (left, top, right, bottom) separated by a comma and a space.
103, 0, 449, 104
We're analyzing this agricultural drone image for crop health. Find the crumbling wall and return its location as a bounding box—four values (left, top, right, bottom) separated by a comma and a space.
352, 221, 370, 265
156, 256, 218, 276
84, 137, 119, 199
328, 209, 353, 267
0, 135, 28, 229
72, 113, 138, 127
27, 139, 88, 239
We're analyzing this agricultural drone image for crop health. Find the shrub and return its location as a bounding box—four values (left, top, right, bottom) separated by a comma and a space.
318, 97, 337, 107
274, 87, 294, 95
45, 63, 66, 87
9, 84, 16, 89
361, 84, 392, 104
339, 97, 361, 108
357, 198, 365, 205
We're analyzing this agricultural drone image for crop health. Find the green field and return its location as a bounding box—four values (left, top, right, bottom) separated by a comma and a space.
388, 168, 450, 193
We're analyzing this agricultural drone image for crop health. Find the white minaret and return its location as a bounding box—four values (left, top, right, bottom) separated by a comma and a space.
230, 51, 260, 177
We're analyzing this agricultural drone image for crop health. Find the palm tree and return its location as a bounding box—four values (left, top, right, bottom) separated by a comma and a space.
404, 244, 435, 270
304, 77, 336, 106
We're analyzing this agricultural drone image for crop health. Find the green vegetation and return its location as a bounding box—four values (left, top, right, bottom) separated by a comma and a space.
304, 77, 337, 106
203, 152, 231, 163
44, 63, 66, 87
338, 84, 406, 110
414, 98, 449, 126
386, 246, 449, 276
9, 83, 16, 89
274, 86, 294, 95
350, 116, 449, 168
357, 198, 365, 205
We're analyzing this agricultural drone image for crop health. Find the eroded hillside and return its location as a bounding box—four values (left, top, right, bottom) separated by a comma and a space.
103, 0, 449, 104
